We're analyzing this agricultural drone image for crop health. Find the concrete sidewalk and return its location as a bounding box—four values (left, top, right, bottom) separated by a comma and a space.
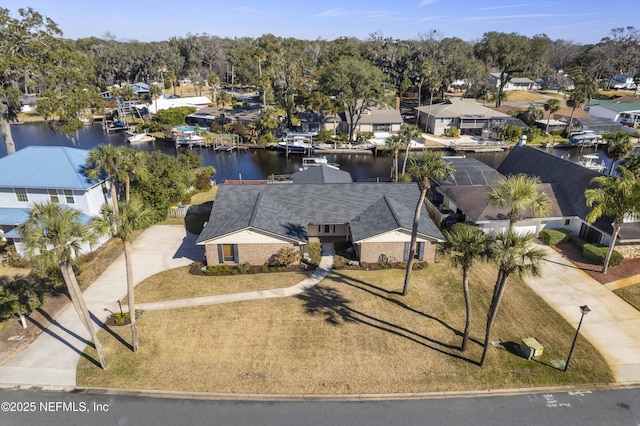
525, 244, 640, 383
0, 225, 201, 387
137, 243, 334, 311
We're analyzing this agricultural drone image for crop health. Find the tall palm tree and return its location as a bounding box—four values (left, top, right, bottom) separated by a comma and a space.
403, 151, 455, 296
543, 99, 560, 134
92, 198, 152, 352
566, 74, 596, 134
117, 148, 149, 203
17, 202, 106, 369
621, 154, 640, 178
522, 102, 543, 126
488, 174, 551, 231
399, 124, 423, 176
605, 132, 634, 176
439, 224, 490, 352
385, 135, 404, 182
585, 167, 640, 274
85, 144, 123, 218
480, 231, 546, 367
149, 84, 162, 115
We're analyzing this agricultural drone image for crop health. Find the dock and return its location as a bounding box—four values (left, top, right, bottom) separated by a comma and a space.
448, 141, 507, 152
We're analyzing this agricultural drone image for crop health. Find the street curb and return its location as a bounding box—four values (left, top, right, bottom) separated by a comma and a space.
1, 382, 639, 402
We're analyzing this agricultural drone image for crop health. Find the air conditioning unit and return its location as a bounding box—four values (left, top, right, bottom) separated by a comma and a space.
521, 337, 544, 360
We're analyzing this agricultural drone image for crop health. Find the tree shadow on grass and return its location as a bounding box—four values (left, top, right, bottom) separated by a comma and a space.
327, 270, 482, 347
29, 309, 101, 368
91, 311, 133, 352
296, 285, 478, 365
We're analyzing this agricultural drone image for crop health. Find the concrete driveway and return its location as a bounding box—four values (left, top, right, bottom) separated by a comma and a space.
0, 225, 201, 387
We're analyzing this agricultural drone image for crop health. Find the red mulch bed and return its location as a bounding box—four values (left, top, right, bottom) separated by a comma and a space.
552, 242, 640, 285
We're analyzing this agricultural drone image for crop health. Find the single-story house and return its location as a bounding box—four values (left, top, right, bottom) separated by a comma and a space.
489, 73, 535, 91
333, 104, 403, 141
588, 101, 640, 128
196, 182, 444, 265
609, 74, 637, 90
148, 96, 212, 114
415, 98, 514, 136
0, 146, 113, 256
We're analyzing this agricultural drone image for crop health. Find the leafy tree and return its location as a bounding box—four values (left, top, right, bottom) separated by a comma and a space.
17, 202, 106, 368
92, 198, 152, 352
566, 72, 597, 134
604, 132, 634, 176
499, 124, 523, 143
319, 56, 388, 143
543, 99, 561, 134
438, 224, 490, 352
585, 167, 640, 274
0, 7, 104, 155
152, 106, 197, 126
621, 154, 640, 178
488, 174, 551, 231
85, 145, 123, 219
0, 274, 49, 326
480, 231, 546, 367
403, 152, 455, 296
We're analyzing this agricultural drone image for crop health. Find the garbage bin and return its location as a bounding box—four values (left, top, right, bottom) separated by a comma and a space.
521, 337, 544, 360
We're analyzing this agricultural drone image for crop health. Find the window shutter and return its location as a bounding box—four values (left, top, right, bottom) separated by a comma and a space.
403, 242, 410, 261
233, 244, 239, 263
217, 244, 224, 263
418, 242, 425, 261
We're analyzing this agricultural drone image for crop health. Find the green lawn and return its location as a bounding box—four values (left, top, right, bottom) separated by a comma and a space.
614, 283, 640, 311
78, 260, 613, 394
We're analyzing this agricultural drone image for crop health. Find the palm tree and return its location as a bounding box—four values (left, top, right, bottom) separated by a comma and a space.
117, 148, 149, 203
402, 151, 455, 296
85, 144, 123, 218
605, 132, 634, 176
621, 154, 640, 178
439, 224, 490, 352
488, 174, 551, 231
149, 84, 162, 115
543, 99, 560, 134
399, 124, 423, 176
17, 202, 106, 369
385, 135, 403, 182
585, 167, 640, 274
480, 231, 546, 367
522, 102, 543, 126
92, 198, 152, 352
566, 74, 597, 134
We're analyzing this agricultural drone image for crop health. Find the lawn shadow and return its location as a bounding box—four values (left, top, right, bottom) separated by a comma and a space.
91, 312, 133, 352
29, 309, 101, 368
296, 285, 477, 365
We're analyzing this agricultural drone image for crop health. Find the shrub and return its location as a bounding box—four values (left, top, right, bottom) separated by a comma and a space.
571, 235, 587, 249
204, 264, 231, 275
539, 228, 572, 245
304, 242, 322, 265
412, 262, 428, 271
260, 265, 270, 273
272, 247, 301, 266
237, 262, 252, 274
111, 311, 130, 325
582, 244, 623, 267
448, 127, 460, 138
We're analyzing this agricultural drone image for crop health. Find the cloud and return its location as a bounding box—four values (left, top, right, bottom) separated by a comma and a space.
316, 8, 348, 17
418, 15, 447, 22
477, 3, 552, 11
420, 0, 440, 5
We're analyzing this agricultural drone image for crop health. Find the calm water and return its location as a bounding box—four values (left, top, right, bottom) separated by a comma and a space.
0, 122, 629, 181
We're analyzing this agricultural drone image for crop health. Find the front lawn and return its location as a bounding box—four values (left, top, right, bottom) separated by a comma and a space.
614, 283, 640, 311
78, 259, 612, 393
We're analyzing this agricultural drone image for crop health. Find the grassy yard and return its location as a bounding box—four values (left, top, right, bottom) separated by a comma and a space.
614, 283, 640, 311
190, 186, 218, 205
78, 260, 612, 394
505, 91, 549, 103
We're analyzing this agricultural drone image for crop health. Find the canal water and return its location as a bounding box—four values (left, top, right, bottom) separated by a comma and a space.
0, 123, 629, 182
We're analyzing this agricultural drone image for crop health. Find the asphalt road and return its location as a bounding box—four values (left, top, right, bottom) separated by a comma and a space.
1, 387, 639, 426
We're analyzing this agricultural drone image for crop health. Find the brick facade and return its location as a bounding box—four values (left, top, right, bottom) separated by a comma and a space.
205, 242, 295, 265
356, 241, 438, 263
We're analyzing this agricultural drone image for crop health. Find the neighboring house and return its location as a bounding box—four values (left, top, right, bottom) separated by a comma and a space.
131, 82, 150, 96
337, 104, 403, 141
292, 112, 325, 135
148, 96, 212, 114
588, 101, 640, 128
185, 106, 262, 127
489, 73, 535, 91
609, 74, 637, 90
292, 165, 353, 184
0, 146, 113, 256
196, 183, 444, 265
415, 98, 514, 136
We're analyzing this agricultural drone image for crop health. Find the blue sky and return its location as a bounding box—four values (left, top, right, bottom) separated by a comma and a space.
5, 0, 631, 44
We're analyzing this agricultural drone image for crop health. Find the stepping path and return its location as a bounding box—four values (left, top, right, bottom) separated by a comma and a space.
525, 244, 640, 383
137, 243, 334, 311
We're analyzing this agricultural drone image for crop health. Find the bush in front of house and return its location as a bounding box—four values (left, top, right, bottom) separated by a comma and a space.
582, 244, 623, 267
272, 247, 301, 267
539, 228, 572, 246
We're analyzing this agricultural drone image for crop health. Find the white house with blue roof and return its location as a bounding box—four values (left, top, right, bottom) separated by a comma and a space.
0, 146, 113, 255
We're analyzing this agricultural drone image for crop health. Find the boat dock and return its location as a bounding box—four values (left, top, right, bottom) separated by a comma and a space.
448, 141, 507, 152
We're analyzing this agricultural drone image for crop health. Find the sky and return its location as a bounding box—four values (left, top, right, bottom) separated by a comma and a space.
4, 0, 633, 45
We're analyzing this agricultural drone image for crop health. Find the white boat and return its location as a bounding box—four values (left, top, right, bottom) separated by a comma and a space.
570, 131, 603, 146
175, 131, 204, 146
126, 133, 156, 143
300, 157, 340, 170
577, 154, 606, 173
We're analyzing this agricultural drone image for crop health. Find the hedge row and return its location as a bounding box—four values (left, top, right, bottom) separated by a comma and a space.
582, 244, 623, 267
539, 228, 572, 245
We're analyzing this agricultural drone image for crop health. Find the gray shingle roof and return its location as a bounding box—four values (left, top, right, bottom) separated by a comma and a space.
437, 157, 503, 186
292, 166, 353, 184
197, 183, 444, 244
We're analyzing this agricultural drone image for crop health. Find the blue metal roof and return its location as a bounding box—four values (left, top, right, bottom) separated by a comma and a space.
0, 146, 100, 189
0, 207, 30, 226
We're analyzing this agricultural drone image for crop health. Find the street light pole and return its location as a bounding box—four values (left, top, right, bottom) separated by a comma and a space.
564, 305, 591, 372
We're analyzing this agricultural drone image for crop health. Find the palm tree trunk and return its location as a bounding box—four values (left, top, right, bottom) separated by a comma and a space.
602, 224, 620, 274
1, 107, 16, 155
123, 239, 139, 352
394, 151, 399, 182
401, 143, 411, 176
61, 262, 107, 369
461, 267, 472, 352
480, 272, 508, 367
125, 177, 131, 204
402, 188, 427, 296
109, 177, 119, 218
567, 106, 577, 134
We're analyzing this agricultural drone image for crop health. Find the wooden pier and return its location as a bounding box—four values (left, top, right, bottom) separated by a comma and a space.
448, 141, 507, 152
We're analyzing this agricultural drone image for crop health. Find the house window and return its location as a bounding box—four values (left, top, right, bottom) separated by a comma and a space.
222, 244, 235, 262
48, 189, 60, 203
372, 124, 391, 132
14, 188, 28, 202
64, 190, 75, 204
324, 225, 330, 234
403, 242, 424, 261
564, 219, 570, 226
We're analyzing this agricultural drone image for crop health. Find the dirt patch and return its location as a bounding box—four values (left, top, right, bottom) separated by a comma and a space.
552, 242, 640, 284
